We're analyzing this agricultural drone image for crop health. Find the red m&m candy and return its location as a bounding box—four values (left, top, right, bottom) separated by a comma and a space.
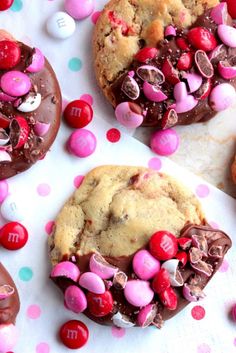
0, 222, 28, 250
149, 231, 178, 261
59, 320, 89, 349
0, 0, 13, 11
87, 290, 113, 317
0, 41, 21, 70
64, 100, 93, 129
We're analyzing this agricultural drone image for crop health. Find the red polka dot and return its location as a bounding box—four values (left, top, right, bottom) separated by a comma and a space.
91, 11, 101, 24
106, 128, 121, 143
191, 305, 205, 320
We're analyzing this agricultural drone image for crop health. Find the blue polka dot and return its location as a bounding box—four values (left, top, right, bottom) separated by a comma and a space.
19, 267, 33, 281
68, 58, 82, 72
11, 0, 23, 12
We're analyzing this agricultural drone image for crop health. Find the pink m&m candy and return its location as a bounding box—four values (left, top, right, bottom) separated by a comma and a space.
132, 250, 160, 280
1, 71, 31, 97
150, 128, 180, 156
67, 128, 97, 158
65, 0, 95, 20
124, 280, 154, 307
0, 324, 18, 352
115, 102, 143, 128
26, 48, 45, 73
64, 286, 87, 313
79, 272, 105, 294
51, 261, 80, 282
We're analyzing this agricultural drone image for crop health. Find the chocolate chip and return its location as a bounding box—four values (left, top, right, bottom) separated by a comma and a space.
113, 271, 127, 289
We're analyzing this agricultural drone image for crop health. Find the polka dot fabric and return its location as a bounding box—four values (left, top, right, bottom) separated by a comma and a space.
0, 1, 235, 353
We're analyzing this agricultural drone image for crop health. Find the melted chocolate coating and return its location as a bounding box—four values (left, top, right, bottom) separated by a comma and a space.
0, 42, 62, 179
51, 223, 231, 328
0, 263, 20, 324
111, 10, 236, 127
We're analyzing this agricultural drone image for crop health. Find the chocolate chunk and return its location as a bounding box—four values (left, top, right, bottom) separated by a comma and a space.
121, 75, 140, 100
113, 271, 128, 289
195, 50, 214, 78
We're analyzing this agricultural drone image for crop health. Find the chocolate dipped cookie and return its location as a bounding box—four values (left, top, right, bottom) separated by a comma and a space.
48, 166, 231, 328
0, 31, 62, 179
93, 0, 236, 128
0, 262, 20, 352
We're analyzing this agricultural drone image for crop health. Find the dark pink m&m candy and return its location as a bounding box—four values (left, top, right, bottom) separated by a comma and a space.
0, 222, 28, 250
59, 320, 89, 349
0, 0, 13, 11
64, 100, 93, 129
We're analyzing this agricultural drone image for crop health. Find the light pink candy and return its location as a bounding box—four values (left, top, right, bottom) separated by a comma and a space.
175, 95, 198, 114
65, 0, 95, 20
67, 129, 97, 158
115, 102, 143, 128
150, 129, 180, 156
182, 73, 202, 93
50, 261, 80, 282
143, 82, 167, 102
79, 272, 105, 294
0, 324, 18, 353
132, 250, 160, 280
124, 280, 154, 307
165, 25, 176, 37
26, 48, 45, 73
64, 285, 87, 313
0, 180, 8, 203
173, 82, 188, 102
33, 121, 51, 137
209, 83, 236, 111
89, 253, 118, 279
1, 71, 31, 97
0, 150, 11, 162
218, 24, 236, 48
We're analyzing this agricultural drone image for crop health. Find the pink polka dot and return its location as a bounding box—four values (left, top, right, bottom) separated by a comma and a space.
191, 305, 205, 320
45, 221, 55, 235
111, 327, 126, 338
233, 338, 236, 346
195, 184, 210, 198
208, 221, 219, 229
91, 11, 101, 24
36, 343, 50, 353
106, 128, 121, 143
219, 259, 229, 273
197, 343, 211, 353
73, 175, 84, 188
37, 183, 51, 197
80, 94, 93, 106
148, 157, 162, 171
27, 304, 41, 319
62, 98, 69, 113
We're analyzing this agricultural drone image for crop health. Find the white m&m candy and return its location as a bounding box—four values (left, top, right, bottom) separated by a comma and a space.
0, 194, 25, 222
46, 11, 76, 39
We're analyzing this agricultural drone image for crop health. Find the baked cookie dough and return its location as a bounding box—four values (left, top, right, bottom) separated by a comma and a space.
93, 0, 236, 128
48, 166, 231, 328
0, 31, 61, 179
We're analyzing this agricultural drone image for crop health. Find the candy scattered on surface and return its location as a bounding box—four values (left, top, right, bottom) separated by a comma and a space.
1, 71, 31, 97
17, 93, 42, 113
51, 261, 80, 282
152, 268, 171, 294
9, 116, 30, 149
79, 272, 105, 294
0, 0, 13, 11
115, 102, 143, 128
89, 253, 118, 279
46, 11, 76, 39
0, 221, 28, 250
150, 129, 180, 156
67, 128, 97, 157
218, 24, 236, 48
132, 249, 160, 280
134, 47, 158, 63
26, 48, 45, 73
209, 83, 236, 111
124, 280, 154, 307
0, 40, 21, 70
64, 100, 93, 128
225, 0, 236, 19
187, 27, 217, 52
0, 194, 25, 221
59, 320, 89, 349
64, 0, 95, 20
